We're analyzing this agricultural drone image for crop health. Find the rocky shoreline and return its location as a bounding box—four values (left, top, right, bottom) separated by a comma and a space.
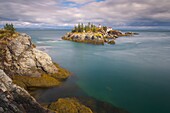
62, 23, 138, 45
0, 29, 129, 113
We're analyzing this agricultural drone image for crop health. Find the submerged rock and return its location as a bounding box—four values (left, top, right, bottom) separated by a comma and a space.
0, 69, 54, 113
48, 98, 93, 113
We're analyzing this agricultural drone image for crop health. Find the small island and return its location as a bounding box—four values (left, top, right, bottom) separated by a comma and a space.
62, 23, 138, 45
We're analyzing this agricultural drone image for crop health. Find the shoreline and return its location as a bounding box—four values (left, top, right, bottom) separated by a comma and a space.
0, 29, 129, 113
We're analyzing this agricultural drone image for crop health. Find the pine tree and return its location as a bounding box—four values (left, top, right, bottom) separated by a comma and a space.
85, 25, 88, 32
4, 23, 16, 33
102, 26, 107, 32
75, 26, 78, 32
81, 23, 84, 32
78, 23, 81, 32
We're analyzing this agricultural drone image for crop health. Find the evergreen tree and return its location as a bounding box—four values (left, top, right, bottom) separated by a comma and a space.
75, 26, 78, 32
4, 23, 15, 33
81, 23, 84, 32
87, 22, 91, 31
85, 25, 88, 32
78, 23, 81, 32
92, 25, 97, 32
102, 26, 107, 32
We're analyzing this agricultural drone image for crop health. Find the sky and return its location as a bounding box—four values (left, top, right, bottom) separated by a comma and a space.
0, 0, 170, 28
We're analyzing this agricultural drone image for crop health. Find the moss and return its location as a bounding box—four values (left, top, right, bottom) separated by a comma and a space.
12, 74, 61, 89
48, 98, 93, 113
52, 63, 71, 80
12, 63, 70, 89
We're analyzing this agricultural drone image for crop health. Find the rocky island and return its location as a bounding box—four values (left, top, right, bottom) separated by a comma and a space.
62, 23, 138, 45
0, 24, 129, 113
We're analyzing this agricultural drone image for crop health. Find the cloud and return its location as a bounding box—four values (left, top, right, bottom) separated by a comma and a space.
0, 0, 170, 28
66, 0, 94, 4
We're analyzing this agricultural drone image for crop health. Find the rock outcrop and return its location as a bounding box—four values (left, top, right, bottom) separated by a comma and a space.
0, 30, 70, 89
0, 33, 58, 77
0, 69, 53, 113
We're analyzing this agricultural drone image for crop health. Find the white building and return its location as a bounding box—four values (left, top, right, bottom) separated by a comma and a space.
98, 24, 102, 28
106, 27, 112, 32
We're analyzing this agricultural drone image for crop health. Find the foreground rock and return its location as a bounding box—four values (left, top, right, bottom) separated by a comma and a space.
0, 69, 54, 113
48, 98, 93, 113
0, 33, 58, 77
0, 30, 70, 89
0, 70, 92, 113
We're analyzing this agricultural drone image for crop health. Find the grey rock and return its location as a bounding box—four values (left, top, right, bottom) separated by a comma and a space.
0, 33, 58, 77
0, 107, 4, 112
0, 69, 54, 113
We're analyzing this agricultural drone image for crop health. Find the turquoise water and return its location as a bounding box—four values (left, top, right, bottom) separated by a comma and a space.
17, 29, 170, 113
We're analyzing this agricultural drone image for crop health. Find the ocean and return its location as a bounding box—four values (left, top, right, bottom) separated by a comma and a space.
17, 28, 170, 113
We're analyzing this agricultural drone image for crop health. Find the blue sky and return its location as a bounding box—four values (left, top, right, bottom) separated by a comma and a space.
0, 0, 170, 28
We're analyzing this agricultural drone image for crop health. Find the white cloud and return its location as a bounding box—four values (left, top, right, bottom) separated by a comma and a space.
66, 0, 94, 4
0, 0, 170, 28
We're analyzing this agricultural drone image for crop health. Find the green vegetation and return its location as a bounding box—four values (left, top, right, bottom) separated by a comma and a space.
102, 26, 107, 32
0, 24, 18, 59
4, 23, 16, 33
72, 22, 99, 33
0, 23, 18, 40
12, 74, 61, 89
52, 62, 71, 80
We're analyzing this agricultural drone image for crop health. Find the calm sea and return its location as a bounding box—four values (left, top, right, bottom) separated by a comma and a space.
17, 28, 170, 113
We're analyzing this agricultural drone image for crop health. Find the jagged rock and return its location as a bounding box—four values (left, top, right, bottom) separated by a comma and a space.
48, 98, 93, 113
0, 31, 70, 89
0, 69, 54, 113
0, 33, 58, 77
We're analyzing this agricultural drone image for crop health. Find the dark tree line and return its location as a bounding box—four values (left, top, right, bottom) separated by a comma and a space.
4, 23, 16, 33
72, 22, 98, 33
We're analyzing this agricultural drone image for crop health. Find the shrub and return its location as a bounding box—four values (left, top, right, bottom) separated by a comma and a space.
4, 23, 16, 33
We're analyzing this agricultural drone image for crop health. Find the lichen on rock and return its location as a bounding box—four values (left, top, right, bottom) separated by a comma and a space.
48, 98, 93, 113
